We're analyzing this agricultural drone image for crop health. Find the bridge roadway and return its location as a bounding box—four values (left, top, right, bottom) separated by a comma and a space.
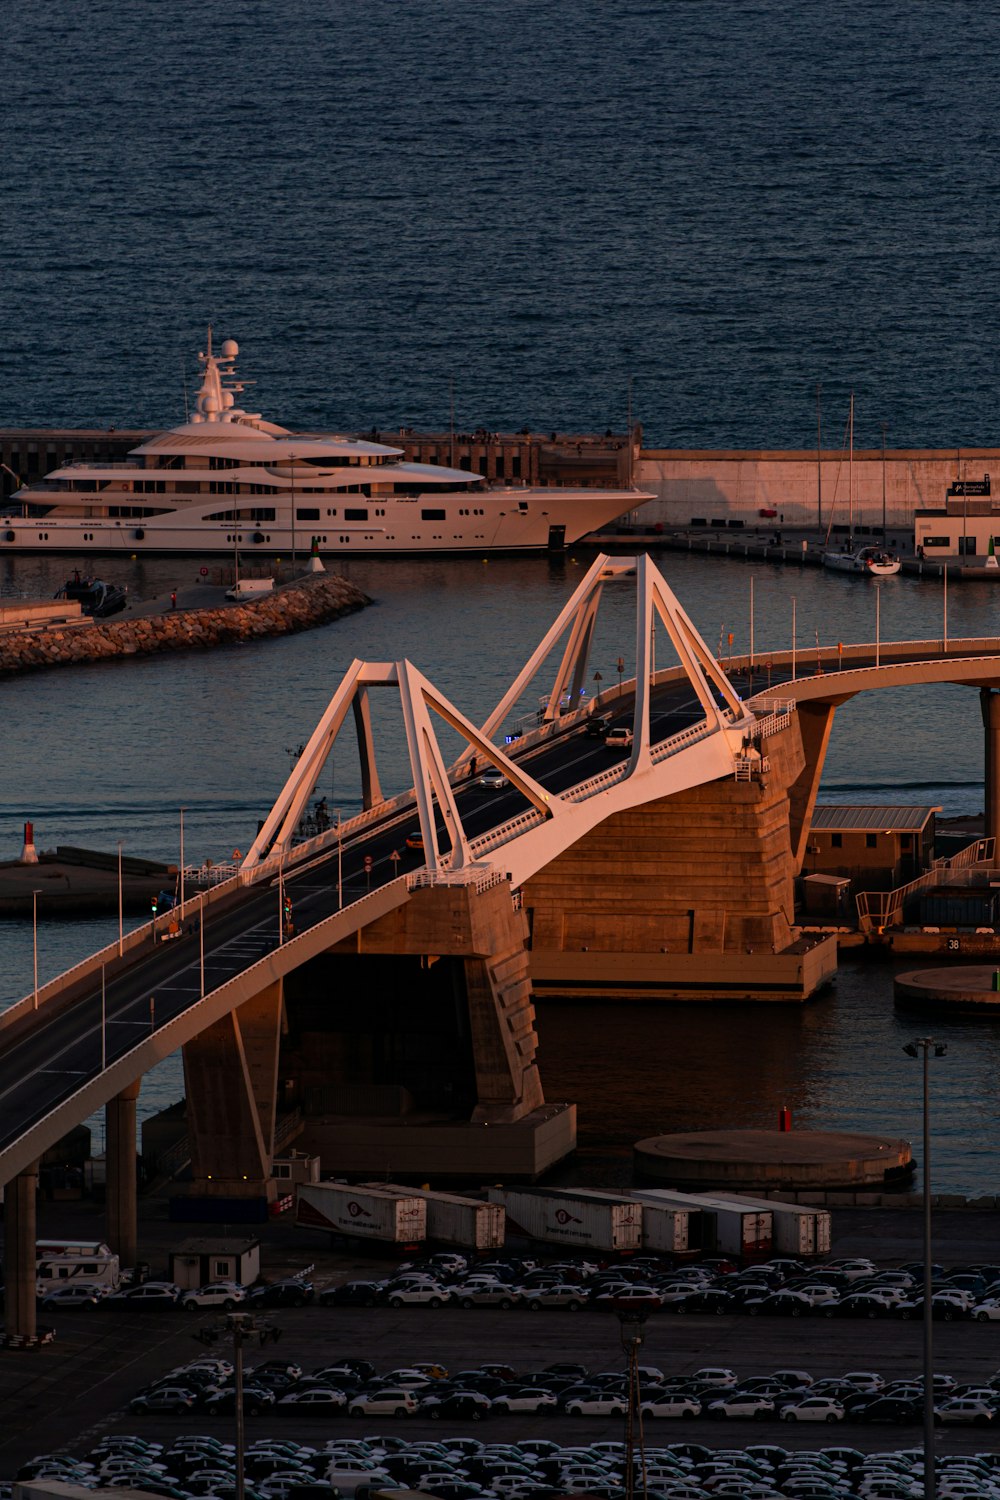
0, 667, 728, 1170
3, 632, 1000, 1181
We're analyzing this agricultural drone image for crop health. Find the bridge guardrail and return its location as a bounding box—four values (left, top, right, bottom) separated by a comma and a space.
408, 865, 506, 893
0, 874, 415, 1181
0, 867, 249, 1036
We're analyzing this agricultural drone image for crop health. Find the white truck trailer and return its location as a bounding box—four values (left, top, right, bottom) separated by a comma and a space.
487, 1187, 641, 1254
295, 1182, 426, 1247
360, 1183, 505, 1251
629, 1189, 772, 1258
710, 1193, 831, 1257
581, 1188, 694, 1255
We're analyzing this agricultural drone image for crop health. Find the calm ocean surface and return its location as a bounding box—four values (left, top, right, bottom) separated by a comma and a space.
3, 1, 1000, 1189
5, 1, 1000, 448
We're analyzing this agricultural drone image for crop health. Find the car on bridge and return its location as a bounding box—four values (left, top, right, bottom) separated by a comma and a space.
604, 725, 633, 750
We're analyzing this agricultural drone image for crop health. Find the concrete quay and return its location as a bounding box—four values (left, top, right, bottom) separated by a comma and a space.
0, 573, 369, 677
634, 1128, 914, 1193
0, 847, 171, 918
894, 964, 1000, 1014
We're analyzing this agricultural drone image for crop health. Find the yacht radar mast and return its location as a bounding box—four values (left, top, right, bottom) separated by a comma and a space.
190, 333, 253, 424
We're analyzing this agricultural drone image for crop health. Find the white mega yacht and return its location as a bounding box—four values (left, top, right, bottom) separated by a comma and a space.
1, 338, 651, 557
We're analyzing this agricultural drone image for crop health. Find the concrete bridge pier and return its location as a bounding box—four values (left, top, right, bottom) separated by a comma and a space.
105, 1080, 141, 1269
182, 980, 284, 1205
982, 688, 1000, 850
3, 1161, 39, 1340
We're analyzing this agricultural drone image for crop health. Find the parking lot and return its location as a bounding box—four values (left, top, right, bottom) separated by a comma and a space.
4, 1201, 1000, 1476
4, 1296, 1000, 1474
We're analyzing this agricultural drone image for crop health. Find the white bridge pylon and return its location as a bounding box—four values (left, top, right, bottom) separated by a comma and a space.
242, 553, 759, 874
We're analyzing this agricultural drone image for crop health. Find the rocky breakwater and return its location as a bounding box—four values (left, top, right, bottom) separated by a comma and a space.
0, 574, 370, 675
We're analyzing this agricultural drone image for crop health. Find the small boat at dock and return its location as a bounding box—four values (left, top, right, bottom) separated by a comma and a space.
822, 543, 901, 576
56, 574, 129, 617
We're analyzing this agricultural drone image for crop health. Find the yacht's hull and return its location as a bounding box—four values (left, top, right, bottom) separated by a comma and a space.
0, 488, 648, 557
822, 549, 901, 577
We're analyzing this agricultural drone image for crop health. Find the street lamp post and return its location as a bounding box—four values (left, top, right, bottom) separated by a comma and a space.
194, 1311, 281, 1500
117, 839, 124, 957
903, 1036, 948, 1500
614, 1302, 653, 1500
179, 806, 186, 914
32, 888, 43, 1009
791, 595, 797, 681
289, 452, 297, 573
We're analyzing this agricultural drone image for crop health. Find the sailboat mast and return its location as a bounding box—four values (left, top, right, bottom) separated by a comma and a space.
848, 391, 855, 541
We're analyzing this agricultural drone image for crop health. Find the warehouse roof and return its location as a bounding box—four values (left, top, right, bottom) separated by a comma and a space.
811, 804, 940, 832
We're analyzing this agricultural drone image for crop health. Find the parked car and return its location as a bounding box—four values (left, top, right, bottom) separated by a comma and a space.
934, 1398, 997, 1427
706, 1394, 776, 1420
382, 1283, 451, 1308
490, 1388, 559, 1415
245, 1281, 314, 1309
454, 1285, 520, 1310
780, 1396, 845, 1423
424, 1392, 493, 1422
856, 1396, 922, 1425
520, 1284, 587, 1312
129, 1388, 197, 1414
347, 1390, 419, 1418
639, 1395, 702, 1419
107, 1282, 182, 1307
564, 1393, 627, 1416
180, 1283, 247, 1312
39, 1284, 107, 1309
318, 1281, 383, 1308
277, 1389, 349, 1415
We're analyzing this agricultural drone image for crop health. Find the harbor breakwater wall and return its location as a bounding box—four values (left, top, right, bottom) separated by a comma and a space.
634, 447, 1000, 532
0, 574, 370, 676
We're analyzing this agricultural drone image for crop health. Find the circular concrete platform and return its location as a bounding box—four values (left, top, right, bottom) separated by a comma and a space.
634, 1128, 913, 1192
895, 965, 1000, 1014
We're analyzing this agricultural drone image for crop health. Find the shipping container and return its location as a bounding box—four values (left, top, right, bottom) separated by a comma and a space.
629, 1189, 771, 1258
359, 1183, 505, 1251
487, 1186, 641, 1253
711, 1193, 831, 1256
581, 1188, 693, 1254
295, 1183, 426, 1246
918, 887, 999, 927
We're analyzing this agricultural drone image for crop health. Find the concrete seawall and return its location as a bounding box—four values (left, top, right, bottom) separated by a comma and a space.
0, 574, 370, 676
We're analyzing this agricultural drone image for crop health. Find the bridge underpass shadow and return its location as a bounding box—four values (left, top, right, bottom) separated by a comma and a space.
178, 879, 577, 1201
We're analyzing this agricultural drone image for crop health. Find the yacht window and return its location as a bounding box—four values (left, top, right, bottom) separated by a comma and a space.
421, 509, 446, 521
344, 508, 368, 521
295, 508, 320, 521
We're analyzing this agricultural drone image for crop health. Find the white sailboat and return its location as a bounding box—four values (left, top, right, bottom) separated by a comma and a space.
822, 393, 901, 577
